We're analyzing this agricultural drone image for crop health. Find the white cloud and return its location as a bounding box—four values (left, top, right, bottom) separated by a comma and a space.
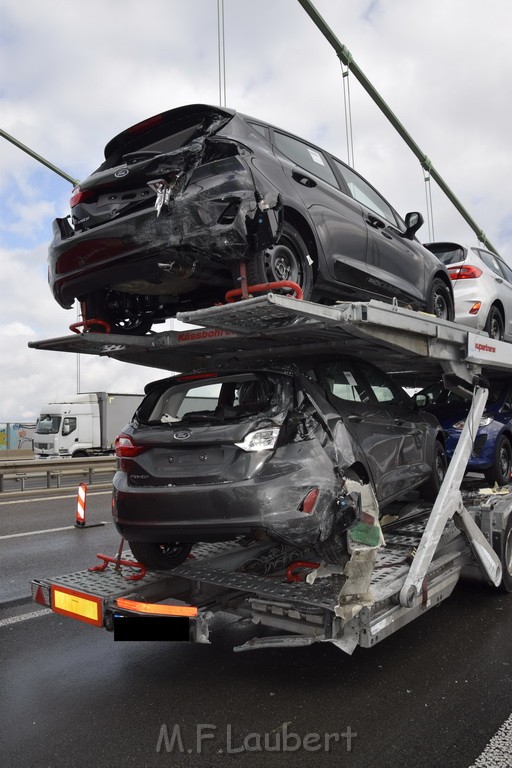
0, 0, 511, 419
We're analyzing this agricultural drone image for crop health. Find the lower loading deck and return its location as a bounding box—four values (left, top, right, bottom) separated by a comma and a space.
32, 486, 511, 654
29, 296, 512, 652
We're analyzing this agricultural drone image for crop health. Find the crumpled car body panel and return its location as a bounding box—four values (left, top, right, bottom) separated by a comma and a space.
112, 363, 442, 549
48, 103, 452, 321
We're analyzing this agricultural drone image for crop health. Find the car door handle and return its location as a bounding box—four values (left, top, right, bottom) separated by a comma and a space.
365, 215, 385, 229
292, 170, 317, 188
495, 277, 503, 283
347, 415, 363, 423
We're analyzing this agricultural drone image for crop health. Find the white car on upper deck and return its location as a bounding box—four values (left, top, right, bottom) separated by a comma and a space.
424, 242, 512, 341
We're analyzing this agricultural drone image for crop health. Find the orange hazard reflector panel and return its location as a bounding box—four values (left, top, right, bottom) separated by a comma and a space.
52, 586, 103, 627
116, 598, 198, 617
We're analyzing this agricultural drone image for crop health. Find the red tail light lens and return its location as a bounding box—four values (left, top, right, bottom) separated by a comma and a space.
448, 265, 483, 280
115, 434, 146, 458
127, 114, 163, 134
70, 186, 97, 208
300, 488, 320, 514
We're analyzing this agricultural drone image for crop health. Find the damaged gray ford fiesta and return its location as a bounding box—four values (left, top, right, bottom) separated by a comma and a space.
49, 103, 454, 334
112, 358, 446, 569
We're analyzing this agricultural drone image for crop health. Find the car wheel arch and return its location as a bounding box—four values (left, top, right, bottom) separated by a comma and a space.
281, 205, 320, 277
346, 461, 372, 487
487, 300, 506, 325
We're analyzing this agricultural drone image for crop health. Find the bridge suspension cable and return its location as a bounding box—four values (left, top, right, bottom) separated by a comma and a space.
297, 0, 499, 256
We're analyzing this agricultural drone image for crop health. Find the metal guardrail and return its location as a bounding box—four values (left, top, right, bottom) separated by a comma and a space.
0, 456, 116, 492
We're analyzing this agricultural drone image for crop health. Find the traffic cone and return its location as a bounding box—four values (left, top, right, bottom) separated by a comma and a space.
74, 482, 105, 529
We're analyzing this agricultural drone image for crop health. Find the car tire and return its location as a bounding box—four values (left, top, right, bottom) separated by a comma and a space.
85, 290, 154, 335
494, 513, 512, 594
129, 541, 193, 570
484, 306, 505, 340
419, 440, 447, 501
427, 279, 454, 321
246, 222, 313, 299
484, 435, 512, 487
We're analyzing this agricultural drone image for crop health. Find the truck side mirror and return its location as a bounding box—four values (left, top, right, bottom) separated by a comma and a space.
414, 393, 428, 408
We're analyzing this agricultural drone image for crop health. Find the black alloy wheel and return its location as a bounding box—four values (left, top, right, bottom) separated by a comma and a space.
484, 306, 505, 340
129, 541, 193, 570
484, 435, 512, 487
85, 290, 153, 335
246, 222, 313, 299
419, 440, 447, 501
427, 279, 454, 321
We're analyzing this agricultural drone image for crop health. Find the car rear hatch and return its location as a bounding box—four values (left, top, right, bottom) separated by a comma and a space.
117, 371, 294, 486
69, 104, 235, 232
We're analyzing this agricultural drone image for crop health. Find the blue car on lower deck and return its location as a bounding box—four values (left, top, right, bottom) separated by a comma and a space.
419, 379, 512, 486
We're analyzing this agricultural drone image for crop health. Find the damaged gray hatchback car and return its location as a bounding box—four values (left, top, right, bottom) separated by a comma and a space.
49, 103, 454, 334
112, 358, 446, 569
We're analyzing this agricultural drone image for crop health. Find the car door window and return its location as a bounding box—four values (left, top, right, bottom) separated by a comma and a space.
356, 361, 409, 406
497, 260, 512, 283
273, 131, 339, 187
246, 122, 271, 141
312, 361, 372, 403
332, 159, 398, 226
476, 249, 504, 277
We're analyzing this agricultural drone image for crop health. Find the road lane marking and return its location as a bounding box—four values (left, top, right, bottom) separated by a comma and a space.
0, 491, 111, 505
0, 609, 53, 627
0, 522, 110, 540
468, 713, 512, 767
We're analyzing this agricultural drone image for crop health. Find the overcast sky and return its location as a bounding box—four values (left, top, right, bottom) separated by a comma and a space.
1, 0, 511, 421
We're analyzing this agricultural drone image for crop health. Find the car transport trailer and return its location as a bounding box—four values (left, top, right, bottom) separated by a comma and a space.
29, 297, 512, 652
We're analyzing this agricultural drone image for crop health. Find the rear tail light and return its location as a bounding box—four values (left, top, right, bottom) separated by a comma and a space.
177, 373, 218, 382
300, 488, 320, 514
127, 114, 164, 134
115, 434, 146, 458
235, 428, 280, 452
70, 186, 98, 208
448, 265, 483, 280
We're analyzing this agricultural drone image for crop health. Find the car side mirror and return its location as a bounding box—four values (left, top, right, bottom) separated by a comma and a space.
404, 212, 424, 240
413, 393, 428, 408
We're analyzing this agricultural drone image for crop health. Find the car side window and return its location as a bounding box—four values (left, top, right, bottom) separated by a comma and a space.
313, 361, 371, 403
273, 131, 339, 187
497, 260, 512, 283
356, 361, 407, 406
246, 122, 271, 141
332, 159, 398, 226
476, 249, 504, 277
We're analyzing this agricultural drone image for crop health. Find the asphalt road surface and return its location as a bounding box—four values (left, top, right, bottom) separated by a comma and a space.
1, 492, 511, 768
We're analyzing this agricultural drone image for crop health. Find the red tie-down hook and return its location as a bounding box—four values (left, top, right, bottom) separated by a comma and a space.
286, 561, 320, 583
69, 319, 111, 334
225, 280, 304, 304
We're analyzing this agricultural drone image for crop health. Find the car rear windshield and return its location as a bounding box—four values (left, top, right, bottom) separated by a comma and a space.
136, 373, 288, 425
98, 109, 231, 171
424, 243, 467, 265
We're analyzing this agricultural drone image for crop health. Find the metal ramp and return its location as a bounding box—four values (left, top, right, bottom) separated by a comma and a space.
29, 296, 511, 384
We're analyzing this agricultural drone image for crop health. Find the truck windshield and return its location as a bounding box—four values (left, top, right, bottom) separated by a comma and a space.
36, 415, 61, 435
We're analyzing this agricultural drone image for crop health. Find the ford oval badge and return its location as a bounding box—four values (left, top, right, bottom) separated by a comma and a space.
114, 168, 129, 178
173, 430, 191, 440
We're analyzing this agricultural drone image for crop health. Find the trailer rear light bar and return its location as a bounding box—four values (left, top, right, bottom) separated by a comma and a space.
116, 598, 198, 617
